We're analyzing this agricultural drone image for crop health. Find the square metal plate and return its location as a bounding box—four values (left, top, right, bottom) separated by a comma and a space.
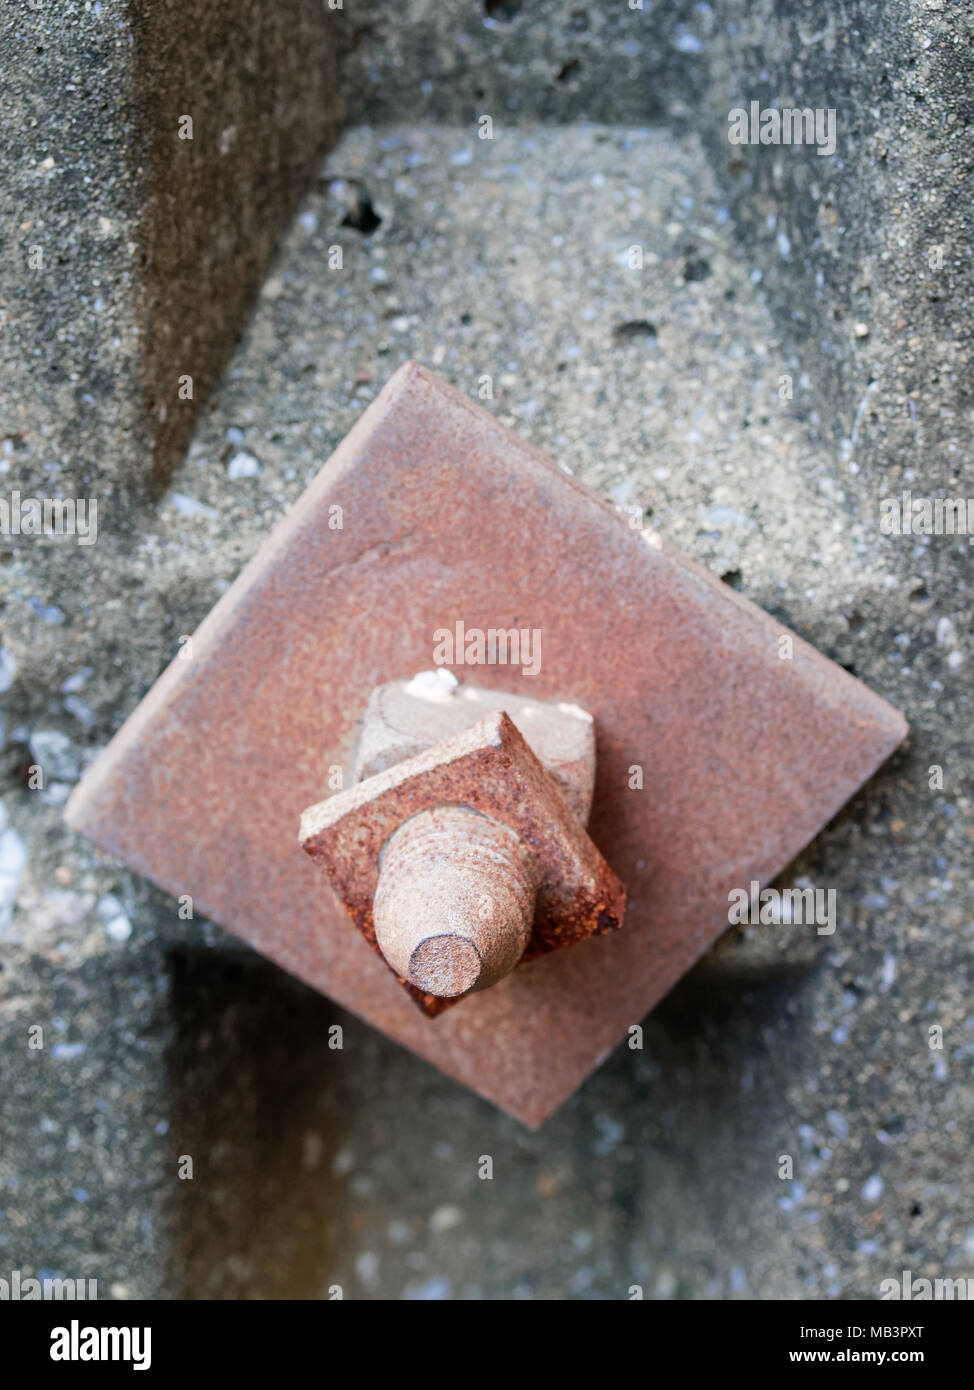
66, 363, 907, 1125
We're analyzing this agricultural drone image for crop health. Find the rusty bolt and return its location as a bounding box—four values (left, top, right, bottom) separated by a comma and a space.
373, 804, 539, 996
300, 703, 626, 1015
358, 675, 589, 998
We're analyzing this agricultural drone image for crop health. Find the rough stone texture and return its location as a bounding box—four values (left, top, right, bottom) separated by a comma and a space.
1, 0, 145, 511
0, 0, 338, 500
134, 0, 340, 490
1, 2, 972, 1300
702, 0, 974, 522
336, 0, 702, 127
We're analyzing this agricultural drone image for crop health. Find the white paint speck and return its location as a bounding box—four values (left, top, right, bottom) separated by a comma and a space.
355, 1251, 379, 1287
64, 695, 96, 728
861, 1174, 884, 1203
226, 451, 261, 480
61, 669, 92, 694
97, 894, 132, 939
332, 1146, 355, 1177
673, 30, 704, 53
28, 729, 78, 781
0, 647, 17, 693
0, 826, 28, 917
429, 1205, 462, 1234
826, 1109, 848, 1140
936, 617, 957, 647
404, 669, 458, 702
170, 493, 217, 519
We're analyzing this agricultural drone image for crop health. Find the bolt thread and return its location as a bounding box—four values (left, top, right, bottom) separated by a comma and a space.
373, 805, 537, 998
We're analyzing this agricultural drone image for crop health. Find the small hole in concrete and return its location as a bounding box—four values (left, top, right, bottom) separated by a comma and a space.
612, 320, 657, 342
683, 250, 711, 281
483, 0, 522, 19
555, 58, 581, 83
720, 569, 743, 590
341, 192, 382, 235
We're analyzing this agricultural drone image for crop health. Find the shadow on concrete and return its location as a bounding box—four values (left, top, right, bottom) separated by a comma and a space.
164, 945, 349, 1298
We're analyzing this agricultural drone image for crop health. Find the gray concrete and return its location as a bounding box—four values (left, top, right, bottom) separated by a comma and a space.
0, 0, 338, 502
1, 2, 971, 1300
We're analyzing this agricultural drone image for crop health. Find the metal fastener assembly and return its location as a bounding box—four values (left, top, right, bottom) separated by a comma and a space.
64, 363, 908, 1123
299, 675, 626, 1014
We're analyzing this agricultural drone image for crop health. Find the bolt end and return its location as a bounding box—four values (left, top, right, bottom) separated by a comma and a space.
373, 806, 537, 1000
408, 933, 483, 997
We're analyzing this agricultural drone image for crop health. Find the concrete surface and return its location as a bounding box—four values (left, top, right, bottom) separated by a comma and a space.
0, 0, 338, 500
1, 2, 972, 1300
